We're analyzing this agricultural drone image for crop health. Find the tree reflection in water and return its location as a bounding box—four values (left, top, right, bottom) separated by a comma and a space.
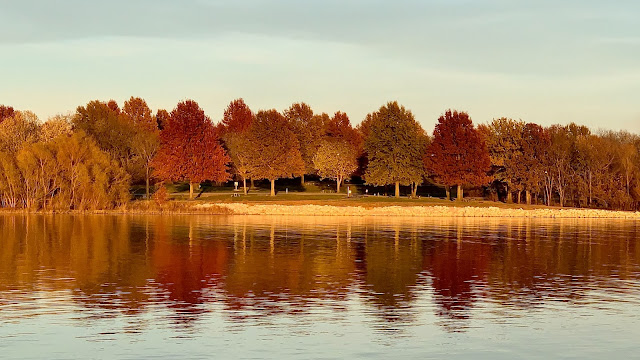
0, 215, 638, 334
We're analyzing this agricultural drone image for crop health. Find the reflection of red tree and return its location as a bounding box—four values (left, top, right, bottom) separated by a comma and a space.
424, 239, 491, 321
152, 233, 229, 321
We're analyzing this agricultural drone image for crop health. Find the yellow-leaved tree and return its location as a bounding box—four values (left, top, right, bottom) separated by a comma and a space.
313, 139, 358, 193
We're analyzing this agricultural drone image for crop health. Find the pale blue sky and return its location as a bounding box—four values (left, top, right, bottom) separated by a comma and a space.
1, 0, 639, 132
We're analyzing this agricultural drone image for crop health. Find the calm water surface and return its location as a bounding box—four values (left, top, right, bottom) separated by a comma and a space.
0, 215, 639, 359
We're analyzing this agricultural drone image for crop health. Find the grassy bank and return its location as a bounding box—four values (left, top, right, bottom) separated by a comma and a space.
205, 203, 640, 218
133, 195, 640, 218
165, 192, 549, 209
3, 194, 639, 218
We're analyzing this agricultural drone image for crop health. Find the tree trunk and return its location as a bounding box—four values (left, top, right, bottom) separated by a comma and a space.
457, 184, 463, 201
336, 176, 342, 193
412, 183, 418, 198
395, 181, 400, 198
544, 177, 552, 206
243, 178, 247, 195
516, 191, 521, 204
526, 190, 532, 205
270, 179, 276, 196
445, 185, 450, 201
189, 182, 195, 200
626, 174, 630, 196
301, 174, 305, 187
589, 171, 593, 207
506, 184, 512, 203
145, 166, 150, 200
250, 178, 255, 189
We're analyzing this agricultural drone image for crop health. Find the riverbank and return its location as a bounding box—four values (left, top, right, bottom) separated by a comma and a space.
2, 198, 640, 219
197, 203, 640, 219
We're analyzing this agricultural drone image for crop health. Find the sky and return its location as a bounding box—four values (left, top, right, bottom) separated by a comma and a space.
1, 0, 639, 132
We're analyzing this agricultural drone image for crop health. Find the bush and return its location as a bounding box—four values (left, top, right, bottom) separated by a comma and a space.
153, 183, 168, 205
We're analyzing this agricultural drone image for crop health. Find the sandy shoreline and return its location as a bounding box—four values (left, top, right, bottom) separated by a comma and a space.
2, 203, 639, 219
198, 203, 640, 219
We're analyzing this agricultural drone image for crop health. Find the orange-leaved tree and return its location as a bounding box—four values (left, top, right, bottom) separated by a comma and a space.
284, 102, 324, 185
424, 110, 490, 201
121, 96, 159, 199
247, 109, 305, 196
324, 111, 364, 155
153, 100, 230, 199
220, 98, 254, 195
73, 100, 132, 165
222, 98, 253, 134
123, 96, 157, 132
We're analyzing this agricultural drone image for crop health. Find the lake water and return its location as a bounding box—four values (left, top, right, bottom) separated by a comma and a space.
0, 215, 639, 359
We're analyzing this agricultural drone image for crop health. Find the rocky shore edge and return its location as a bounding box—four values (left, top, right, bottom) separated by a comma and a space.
192, 203, 640, 219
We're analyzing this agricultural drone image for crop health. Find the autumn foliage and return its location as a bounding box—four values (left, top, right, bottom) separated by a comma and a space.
1, 97, 640, 210
152, 100, 230, 199
0, 118, 129, 210
313, 138, 358, 193
520, 123, 550, 204
220, 99, 255, 194
222, 98, 254, 134
285, 102, 324, 182
155, 109, 170, 130
123, 96, 157, 132
0, 105, 15, 124
364, 102, 427, 197
325, 111, 363, 155
425, 110, 491, 200
246, 109, 305, 196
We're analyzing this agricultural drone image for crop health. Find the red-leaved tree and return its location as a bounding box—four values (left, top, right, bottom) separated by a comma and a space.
220, 98, 255, 194
152, 100, 230, 199
324, 111, 363, 154
424, 110, 491, 200
156, 109, 170, 131
0, 105, 15, 124
107, 99, 120, 114
221, 98, 253, 134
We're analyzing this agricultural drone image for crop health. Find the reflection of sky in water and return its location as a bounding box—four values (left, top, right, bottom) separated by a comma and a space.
0, 215, 638, 359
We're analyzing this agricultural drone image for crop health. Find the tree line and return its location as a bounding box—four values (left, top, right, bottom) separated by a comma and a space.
0, 98, 638, 210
